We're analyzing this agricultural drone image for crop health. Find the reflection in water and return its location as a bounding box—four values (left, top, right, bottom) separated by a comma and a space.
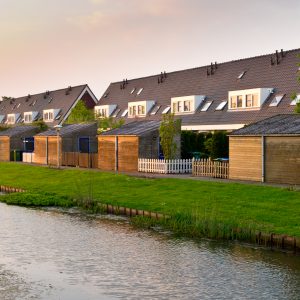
0, 203, 299, 300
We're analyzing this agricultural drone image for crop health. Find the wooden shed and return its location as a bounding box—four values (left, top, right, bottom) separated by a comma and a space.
34, 123, 98, 167
98, 121, 164, 172
0, 126, 39, 161
229, 114, 300, 185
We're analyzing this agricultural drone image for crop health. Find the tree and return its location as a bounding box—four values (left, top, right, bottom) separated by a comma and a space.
204, 131, 229, 159
159, 113, 181, 159
66, 100, 95, 124
97, 116, 125, 133
32, 120, 48, 132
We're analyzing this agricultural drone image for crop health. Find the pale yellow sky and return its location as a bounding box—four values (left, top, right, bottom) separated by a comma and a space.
0, 0, 299, 98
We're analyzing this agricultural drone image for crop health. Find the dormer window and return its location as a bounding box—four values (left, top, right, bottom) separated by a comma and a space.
94, 105, 117, 118
137, 88, 143, 95
270, 94, 285, 107
171, 95, 205, 114
215, 101, 227, 111
24, 111, 39, 124
121, 109, 128, 117
228, 88, 273, 110
128, 100, 155, 118
162, 106, 171, 114
7, 113, 20, 124
237, 71, 246, 79
201, 101, 213, 112
43, 109, 60, 122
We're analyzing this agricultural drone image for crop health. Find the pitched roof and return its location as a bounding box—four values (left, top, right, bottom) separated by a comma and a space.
99, 48, 300, 128
230, 114, 300, 135
36, 123, 97, 137
0, 125, 39, 137
0, 84, 98, 126
101, 120, 161, 136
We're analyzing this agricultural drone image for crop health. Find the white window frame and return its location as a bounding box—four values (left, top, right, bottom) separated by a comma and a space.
43, 109, 60, 122
128, 100, 155, 118
228, 88, 273, 110
171, 95, 206, 114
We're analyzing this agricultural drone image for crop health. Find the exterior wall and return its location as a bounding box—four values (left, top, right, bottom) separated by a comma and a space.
265, 136, 300, 185
81, 91, 97, 109
139, 131, 160, 158
98, 136, 116, 171
0, 137, 10, 161
118, 136, 139, 172
98, 136, 139, 172
33, 136, 47, 164
33, 136, 62, 165
229, 136, 262, 182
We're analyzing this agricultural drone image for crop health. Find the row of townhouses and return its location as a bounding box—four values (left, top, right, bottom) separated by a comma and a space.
0, 48, 299, 185
0, 48, 299, 131
96, 48, 300, 131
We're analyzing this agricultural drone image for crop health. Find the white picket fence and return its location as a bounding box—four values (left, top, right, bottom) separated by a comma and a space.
138, 158, 193, 174
22, 152, 35, 163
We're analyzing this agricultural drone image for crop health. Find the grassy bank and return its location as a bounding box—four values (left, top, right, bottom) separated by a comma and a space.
0, 162, 300, 238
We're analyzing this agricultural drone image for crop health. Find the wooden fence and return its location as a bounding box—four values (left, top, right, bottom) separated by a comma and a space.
192, 159, 229, 179
138, 158, 229, 178
138, 159, 193, 174
62, 152, 98, 169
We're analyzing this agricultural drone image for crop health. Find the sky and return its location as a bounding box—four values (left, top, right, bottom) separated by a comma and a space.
0, 0, 299, 99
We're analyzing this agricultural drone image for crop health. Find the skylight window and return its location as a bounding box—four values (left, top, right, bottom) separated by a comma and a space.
130, 88, 136, 94
112, 108, 121, 118
269, 94, 285, 107
237, 71, 246, 79
162, 106, 171, 114
291, 94, 300, 105
137, 88, 143, 95
121, 109, 128, 117
150, 105, 161, 115
201, 101, 213, 112
215, 101, 227, 111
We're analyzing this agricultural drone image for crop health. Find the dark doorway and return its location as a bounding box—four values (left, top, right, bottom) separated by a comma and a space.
78, 137, 90, 153
23, 137, 34, 152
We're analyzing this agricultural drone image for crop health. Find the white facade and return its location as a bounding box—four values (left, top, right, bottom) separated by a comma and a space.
171, 95, 206, 114
94, 105, 117, 118
228, 88, 274, 110
43, 109, 61, 122
24, 111, 39, 123
128, 100, 155, 118
6, 113, 20, 124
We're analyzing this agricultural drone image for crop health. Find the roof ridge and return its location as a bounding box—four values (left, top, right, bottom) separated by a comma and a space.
109, 47, 300, 85
3, 84, 88, 101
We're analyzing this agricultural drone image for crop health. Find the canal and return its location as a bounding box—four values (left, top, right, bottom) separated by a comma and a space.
0, 202, 299, 300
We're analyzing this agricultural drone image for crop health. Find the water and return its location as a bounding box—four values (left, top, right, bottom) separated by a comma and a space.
0, 203, 299, 300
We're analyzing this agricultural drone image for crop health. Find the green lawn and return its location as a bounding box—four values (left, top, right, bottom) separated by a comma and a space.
0, 162, 300, 237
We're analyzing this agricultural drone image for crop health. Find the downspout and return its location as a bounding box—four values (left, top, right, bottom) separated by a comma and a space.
115, 136, 118, 172
261, 135, 265, 183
